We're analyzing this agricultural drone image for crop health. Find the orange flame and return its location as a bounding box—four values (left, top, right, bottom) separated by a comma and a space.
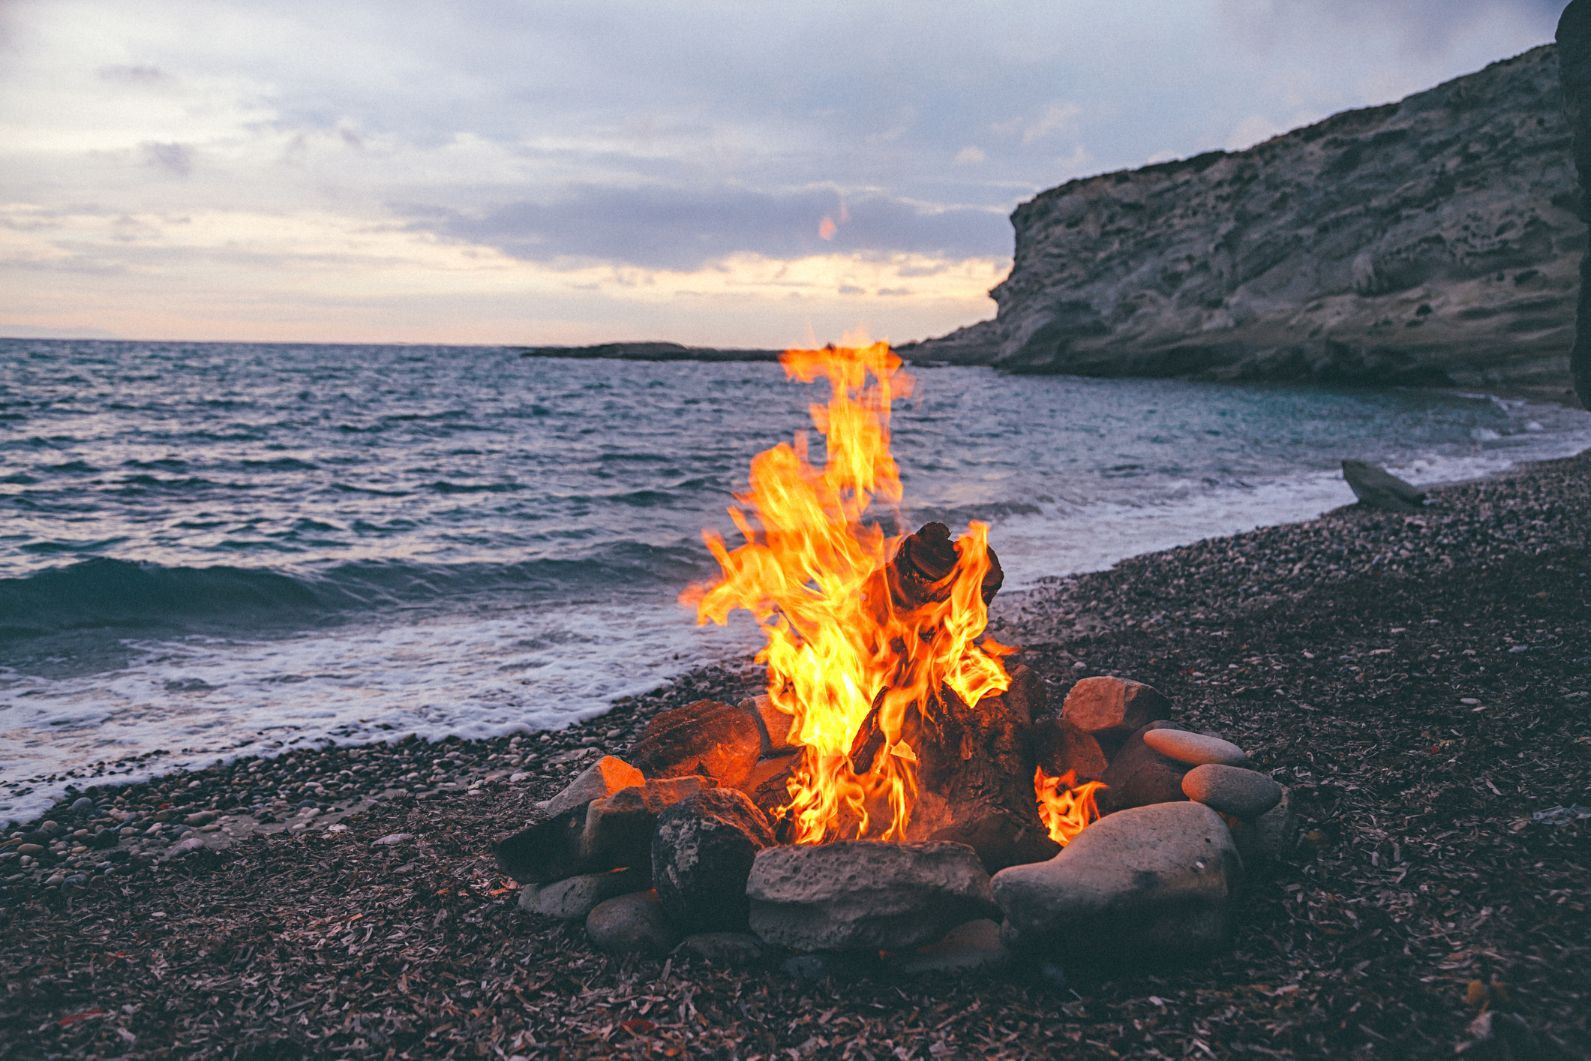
1034, 767, 1105, 847
687, 340, 1012, 844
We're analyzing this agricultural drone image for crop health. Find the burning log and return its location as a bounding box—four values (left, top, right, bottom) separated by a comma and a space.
848, 663, 1056, 871
886, 521, 1003, 612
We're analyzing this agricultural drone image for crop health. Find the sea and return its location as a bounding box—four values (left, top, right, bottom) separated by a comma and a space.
4, 338, 1590, 825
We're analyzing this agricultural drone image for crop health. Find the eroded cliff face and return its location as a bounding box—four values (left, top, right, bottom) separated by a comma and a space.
919, 46, 1582, 388
1556, 3, 1591, 407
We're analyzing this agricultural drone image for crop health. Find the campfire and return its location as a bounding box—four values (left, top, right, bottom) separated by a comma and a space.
685, 340, 1096, 857
495, 341, 1292, 973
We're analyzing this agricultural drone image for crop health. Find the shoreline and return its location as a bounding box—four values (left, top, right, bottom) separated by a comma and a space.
1, 448, 1588, 1052
3, 424, 1588, 829
5, 403, 1589, 831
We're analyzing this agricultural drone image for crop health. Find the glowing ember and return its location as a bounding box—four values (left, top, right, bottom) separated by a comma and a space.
688, 339, 1099, 847
1034, 767, 1106, 846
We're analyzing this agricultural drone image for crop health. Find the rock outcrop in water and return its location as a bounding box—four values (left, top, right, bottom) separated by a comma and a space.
910, 46, 1584, 390
1557, 3, 1591, 407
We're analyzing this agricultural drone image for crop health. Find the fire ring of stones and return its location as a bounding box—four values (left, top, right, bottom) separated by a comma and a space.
494, 672, 1293, 979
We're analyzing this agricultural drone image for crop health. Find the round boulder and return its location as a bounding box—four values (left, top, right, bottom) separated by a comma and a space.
585, 890, 679, 957
651, 788, 775, 932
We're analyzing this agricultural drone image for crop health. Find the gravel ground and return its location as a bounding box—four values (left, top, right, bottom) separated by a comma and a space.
1, 451, 1588, 1058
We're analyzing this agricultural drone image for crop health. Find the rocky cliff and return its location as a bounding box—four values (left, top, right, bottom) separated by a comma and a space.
912, 45, 1583, 389
1556, 4, 1591, 406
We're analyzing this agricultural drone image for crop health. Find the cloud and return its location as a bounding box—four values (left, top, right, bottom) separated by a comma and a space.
0, 0, 1563, 345
98, 64, 167, 84
994, 101, 1083, 145
1215, 0, 1562, 58
411, 184, 1008, 271
141, 141, 194, 177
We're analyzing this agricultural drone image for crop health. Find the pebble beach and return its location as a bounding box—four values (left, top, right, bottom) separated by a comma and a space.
0, 448, 1586, 1056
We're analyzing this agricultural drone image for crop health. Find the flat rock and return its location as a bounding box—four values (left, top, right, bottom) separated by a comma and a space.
1181, 764, 1282, 819
673, 932, 768, 967
890, 918, 1010, 976
539, 755, 644, 819
1098, 721, 1185, 813
585, 890, 679, 958
992, 801, 1243, 964
651, 788, 774, 932
628, 699, 762, 788
746, 840, 999, 952
1142, 728, 1250, 768
518, 866, 647, 921
1060, 676, 1171, 743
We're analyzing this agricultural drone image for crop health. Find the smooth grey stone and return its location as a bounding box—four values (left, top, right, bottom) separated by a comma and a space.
1181, 764, 1283, 819
1141, 728, 1249, 768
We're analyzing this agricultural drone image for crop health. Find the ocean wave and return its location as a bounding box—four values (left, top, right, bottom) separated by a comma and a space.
0, 543, 705, 642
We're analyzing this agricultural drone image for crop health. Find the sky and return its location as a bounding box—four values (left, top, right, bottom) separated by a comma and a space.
0, 0, 1568, 347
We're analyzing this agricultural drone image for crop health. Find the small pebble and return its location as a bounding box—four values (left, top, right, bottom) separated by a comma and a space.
374, 832, 413, 846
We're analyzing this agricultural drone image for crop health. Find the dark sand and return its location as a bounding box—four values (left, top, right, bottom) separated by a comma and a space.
1, 451, 1588, 1058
